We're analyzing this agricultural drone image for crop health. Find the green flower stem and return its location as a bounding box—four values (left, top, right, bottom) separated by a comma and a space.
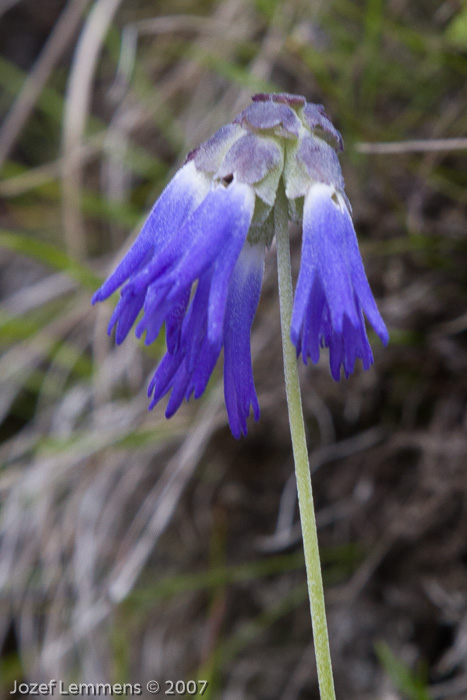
275, 183, 336, 700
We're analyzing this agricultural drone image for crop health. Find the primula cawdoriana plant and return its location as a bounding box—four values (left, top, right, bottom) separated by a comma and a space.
93, 92, 388, 437
93, 93, 388, 700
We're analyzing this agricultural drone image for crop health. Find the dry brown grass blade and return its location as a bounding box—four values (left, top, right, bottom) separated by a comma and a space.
108, 386, 225, 603
356, 138, 467, 154
0, 0, 23, 19
61, 0, 124, 260
2, 0, 467, 695
0, 299, 89, 424
0, 135, 104, 197
0, 0, 91, 171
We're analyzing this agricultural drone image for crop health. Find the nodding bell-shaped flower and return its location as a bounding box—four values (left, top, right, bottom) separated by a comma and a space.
92, 93, 388, 437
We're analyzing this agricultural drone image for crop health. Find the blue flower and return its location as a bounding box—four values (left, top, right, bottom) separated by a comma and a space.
93, 156, 268, 438
92, 93, 388, 437
291, 183, 389, 380
92, 160, 211, 346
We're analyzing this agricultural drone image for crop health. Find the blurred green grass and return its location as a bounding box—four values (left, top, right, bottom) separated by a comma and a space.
1, 1, 467, 698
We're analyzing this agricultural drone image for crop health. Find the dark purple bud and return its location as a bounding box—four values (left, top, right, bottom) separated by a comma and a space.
302, 103, 344, 151
252, 92, 306, 107
234, 101, 302, 139
297, 135, 347, 199
217, 133, 282, 185
187, 123, 243, 173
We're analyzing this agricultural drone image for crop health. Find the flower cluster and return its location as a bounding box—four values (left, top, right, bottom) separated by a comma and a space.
92, 93, 388, 437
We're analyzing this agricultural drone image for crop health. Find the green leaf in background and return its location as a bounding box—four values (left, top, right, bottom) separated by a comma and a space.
445, 7, 467, 48
0, 229, 101, 290
376, 641, 432, 700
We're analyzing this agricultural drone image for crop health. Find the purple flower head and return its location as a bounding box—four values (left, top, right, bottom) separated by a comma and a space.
92, 93, 388, 437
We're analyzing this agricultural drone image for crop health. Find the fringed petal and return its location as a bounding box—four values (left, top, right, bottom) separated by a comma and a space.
92, 161, 210, 304
223, 243, 264, 438
292, 183, 388, 379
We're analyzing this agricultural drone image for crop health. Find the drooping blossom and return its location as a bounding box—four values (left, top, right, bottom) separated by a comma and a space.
92, 93, 388, 437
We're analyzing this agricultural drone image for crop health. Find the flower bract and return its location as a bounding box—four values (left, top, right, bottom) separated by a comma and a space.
92, 93, 388, 437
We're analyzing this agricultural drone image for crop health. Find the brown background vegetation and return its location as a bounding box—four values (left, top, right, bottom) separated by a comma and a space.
1, 1, 467, 698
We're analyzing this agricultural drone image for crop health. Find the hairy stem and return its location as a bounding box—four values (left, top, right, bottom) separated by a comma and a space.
275, 183, 336, 700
